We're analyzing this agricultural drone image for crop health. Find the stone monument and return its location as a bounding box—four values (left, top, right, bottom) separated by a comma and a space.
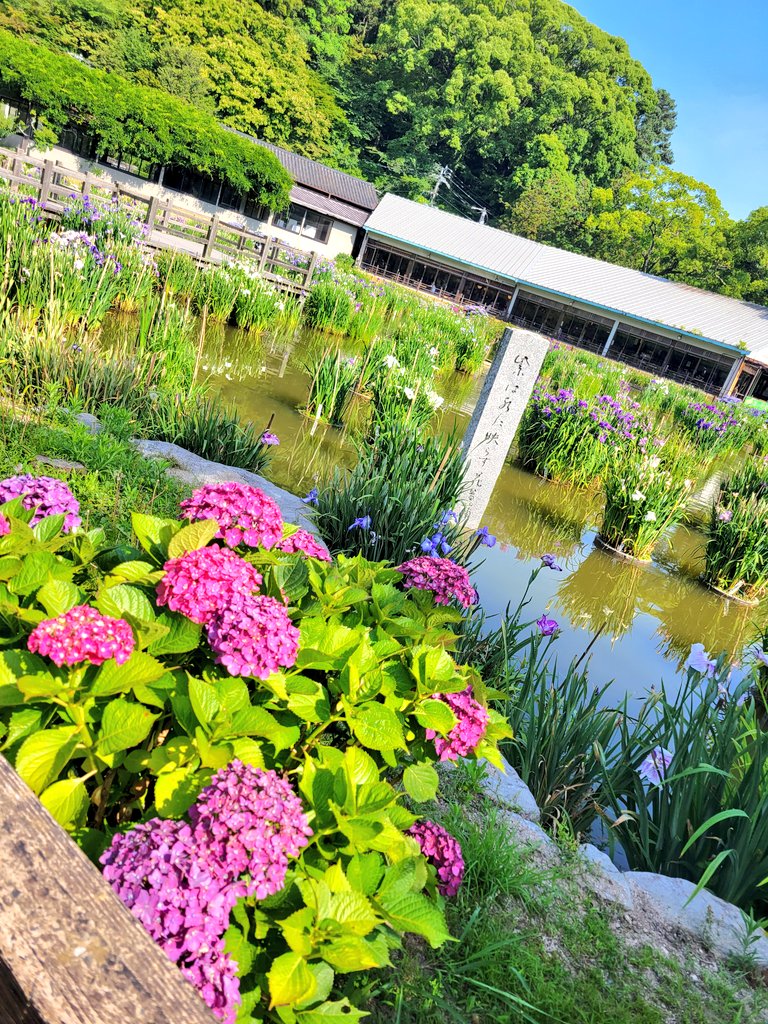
460, 327, 549, 528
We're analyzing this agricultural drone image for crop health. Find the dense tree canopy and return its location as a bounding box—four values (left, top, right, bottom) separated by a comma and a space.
0, 0, 764, 303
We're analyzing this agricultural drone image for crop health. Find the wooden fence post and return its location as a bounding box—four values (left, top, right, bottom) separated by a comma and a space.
38, 159, 55, 205
202, 213, 220, 262
145, 195, 160, 235
257, 234, 272, 276
304, 251, 318, 291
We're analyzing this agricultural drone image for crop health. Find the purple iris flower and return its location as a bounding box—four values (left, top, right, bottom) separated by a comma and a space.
303, 487, 319, 506
541, 554, 562, 571
348, 515, 372, 532
686, 643, 716, 677
536, 614, 559, 636
260, 431, 280, 446
439, 509, 457, 526
421, 531, 452, 556
638, 747, 673, 786
475, 526, 496, 548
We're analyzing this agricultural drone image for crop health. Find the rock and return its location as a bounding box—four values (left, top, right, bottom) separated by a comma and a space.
32, 456, 86, 474
577, 844, 634, 912
500, 809, 560, 865
132, 439, 320, 537
73, 412, 103, 434
626, 872, 768, 966
477, 755, 540, 822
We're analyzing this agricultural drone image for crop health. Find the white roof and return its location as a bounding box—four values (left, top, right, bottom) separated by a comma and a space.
364, 194, 768, 359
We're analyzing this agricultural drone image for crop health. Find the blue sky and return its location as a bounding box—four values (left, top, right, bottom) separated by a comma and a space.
571, 0, 768, 220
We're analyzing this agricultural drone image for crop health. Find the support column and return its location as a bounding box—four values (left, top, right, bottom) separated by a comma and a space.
357, 232, 369, 268
504, 285, 520, 321
721, 355, 745, 398
460, 327, 549, 529
601, 319, 621, 357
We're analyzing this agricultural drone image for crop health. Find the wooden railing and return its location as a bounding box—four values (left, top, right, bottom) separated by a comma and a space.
0, 151, 319, 295
0, 755, 216, 1024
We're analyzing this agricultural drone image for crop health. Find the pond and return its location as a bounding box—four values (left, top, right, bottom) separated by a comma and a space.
201, 320, 768, 702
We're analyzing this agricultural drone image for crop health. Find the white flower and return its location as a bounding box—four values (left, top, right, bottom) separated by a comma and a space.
403, 386, 416, 401
648, 456, 661, 469
684, 479, 693, 488
428, 346, 440, 359
73, 258, 85, 271
383, 354, 400, 369
242, 288, 251, 296
644, 510, 657, 521
631, 490, 645, 502
426, 390, 443, 409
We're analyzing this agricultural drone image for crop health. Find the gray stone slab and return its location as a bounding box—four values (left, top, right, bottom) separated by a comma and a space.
577, 844, 634, 911
477, 754, 540, 822
33, 455, 86, 474
460, 327, 549, 528
499, 809, 560, 865
131, 439, 321, 537
627, 871, 768, 965
73, 412, 103, 434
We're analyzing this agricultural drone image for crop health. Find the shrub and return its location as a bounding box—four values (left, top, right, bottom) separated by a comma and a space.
0, 483, 510, 1022
155, 250, 200, 300
598, 443, 695, 561
302, 281, 353, 332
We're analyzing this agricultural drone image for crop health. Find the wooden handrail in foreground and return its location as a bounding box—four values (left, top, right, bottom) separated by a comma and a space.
0, 755, 216, 1024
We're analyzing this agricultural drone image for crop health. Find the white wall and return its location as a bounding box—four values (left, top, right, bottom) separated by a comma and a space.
12, 140, 359, 259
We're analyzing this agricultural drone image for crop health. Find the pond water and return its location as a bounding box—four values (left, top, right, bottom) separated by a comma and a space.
201, 321, 768, 701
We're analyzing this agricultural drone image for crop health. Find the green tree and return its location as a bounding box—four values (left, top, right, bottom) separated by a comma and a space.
725, 208, 768, 304
586, 165, 734, 290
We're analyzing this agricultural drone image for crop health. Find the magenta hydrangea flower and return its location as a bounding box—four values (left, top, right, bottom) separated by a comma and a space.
0, 513, 8, 537
0, 474, 81, 532
156, 546, 262, 625
426, 686, 489, 761
276, 529, 331, 562
180, 482, 283, 549
206, 593, 300, 679
408, 820, 465, 897
28, 605, 135, 666
100, 817, 243, 1024
397, 556, 477, 608
189, 761, 313, 900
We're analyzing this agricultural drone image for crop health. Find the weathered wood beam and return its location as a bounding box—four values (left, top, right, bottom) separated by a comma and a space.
0, 756, 216, 1024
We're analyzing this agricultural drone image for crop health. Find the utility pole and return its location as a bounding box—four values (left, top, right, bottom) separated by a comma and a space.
470, 205, 488, 224
429, 165, 450, 206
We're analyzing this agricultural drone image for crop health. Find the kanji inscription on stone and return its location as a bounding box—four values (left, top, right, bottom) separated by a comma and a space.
460, 327, 549, 528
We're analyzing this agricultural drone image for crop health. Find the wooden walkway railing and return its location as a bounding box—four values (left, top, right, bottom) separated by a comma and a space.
0, 151, 319, 295
0, 755, 216, 1024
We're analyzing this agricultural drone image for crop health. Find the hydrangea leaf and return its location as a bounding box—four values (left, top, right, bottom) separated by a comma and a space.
97, 584, 156, 626
317, 934, 391, 974
131, 512, 179, 562
91, 652, 167, 697
153, 763, 203, 818
15, 725, 79, 794
188, 676, 220, 729
35, 579, 81, 617
346, 701, 405, 751
377, 888, 450, 948
40, 775, 89, 828
166, 519, 220, 560
295, 998, 367, 1023
96, 698, 157, 756
412, 699, 457, 735
403, 762, 439, 803
268, 951, 316, 1009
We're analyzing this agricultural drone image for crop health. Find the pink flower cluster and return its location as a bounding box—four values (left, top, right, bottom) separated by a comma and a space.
276, 528, 331, 561
0, 474, 81, 532
157, 546, 262, 625
0, 513, 8, 537
408, 820, 465, 897
180, 482, 283, 549
28, 605, 135, 666
397, 556, 477, 608
427, 686, 488, 761
188, 760, 313, 899
206, 594, 300, 679
101, 763, 312, 1024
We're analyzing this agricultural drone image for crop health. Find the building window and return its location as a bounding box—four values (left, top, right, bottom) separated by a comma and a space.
243, 197, 269, 222
100, 152, 162, 183
274, 203, 332, 244
218, 183, 243, 211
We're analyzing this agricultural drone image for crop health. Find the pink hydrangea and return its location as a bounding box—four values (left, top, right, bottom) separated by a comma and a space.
397, 556, 477, 608
206, 593, 300, 679
28, 605, 135, 666
0, 513, 8, 536
276, 529, 331, 561
180, 482, 283, 549
189, 761, 313, 899
156, 546, 262, 625
427, 686, 488, 761
408, 820, 465, 897
0, 474, 81, 532
101, 817, 243, 1024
